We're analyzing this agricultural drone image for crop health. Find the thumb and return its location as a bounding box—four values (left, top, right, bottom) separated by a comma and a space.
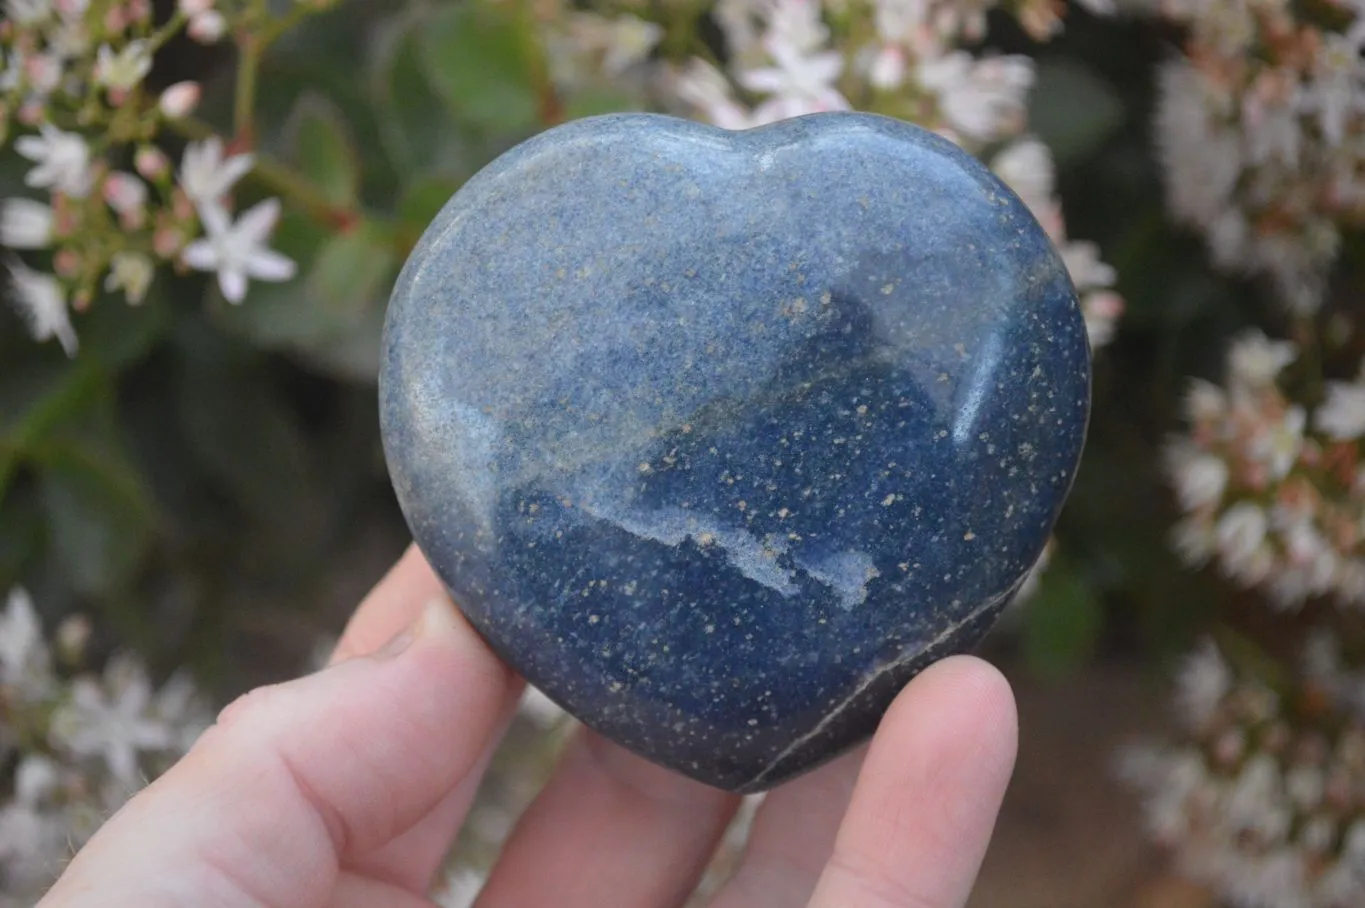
41, 597, 519, 908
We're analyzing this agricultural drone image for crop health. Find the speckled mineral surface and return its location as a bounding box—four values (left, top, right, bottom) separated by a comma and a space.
379, 112, 1090, 792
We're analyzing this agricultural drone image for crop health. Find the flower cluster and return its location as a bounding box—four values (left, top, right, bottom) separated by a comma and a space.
0, 587, 211, 903
1152, 0, 1365, 313
1120, 635, 1365, 907
991, 135, 1124, 349
546, 0, 1124, 351
1, 0, 296, 357
1164, 330, 1365, 609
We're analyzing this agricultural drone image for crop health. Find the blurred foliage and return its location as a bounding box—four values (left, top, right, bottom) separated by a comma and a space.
0, 0, 1339, 693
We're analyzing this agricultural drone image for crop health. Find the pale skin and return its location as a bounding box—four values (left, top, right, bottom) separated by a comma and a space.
39, 545, 1019, 908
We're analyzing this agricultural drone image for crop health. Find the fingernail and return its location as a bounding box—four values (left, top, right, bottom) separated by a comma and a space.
413, 595, 461, 641
372, 623, 416, 660
373, 597, 460, 661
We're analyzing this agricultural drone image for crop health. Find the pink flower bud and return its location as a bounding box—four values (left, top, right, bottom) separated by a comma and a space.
54, 248, 82, 278
153, 225, 184, 259
103, 171, 148, 216
135, 145, 170, 181
187, 10, 226, 43
105, 5, 128, 32
171, 189, 195, 221
24, 54, 61, 95
18, 100, 45, 125
128, 0, 152, 21
158, 81, 201, 118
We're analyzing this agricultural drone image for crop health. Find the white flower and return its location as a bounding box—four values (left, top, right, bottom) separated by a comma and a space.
713, 0, 764, 60
1308, 34, 1364, 146
1246, 404, 1306, 481
178, 136, 255, 208
1166, 442, 1229, 511
1175, 640, 1231, 728
1216, 502, 1270, 580
93, 41, 152, 91
1172, 516, 1216, 565
3, 0, 50, 25
737, 38, 848, 125
1082, 291, 1123, 349
1225, 753, 1291, 842
104, 251, 154, 305
992, 137, 1055, 211
49, 18, 90, 60
1316, 380, 1365, 441
867, 45, 906, 91
14, 124, 92, 198
1184, 378, 1228, 423
0, 801, 65, 895
152, 670, 210, 751
1062, 240, 1117, 292
158, 81, 201, 118
0, 199, 53, 249
187, 10, 226, 43
919, 52, 1033, 145
6, 258, 76, 356
872, 0, 925, 47
49, 653, 173, 785
1227, 330, 1296, 388
765, 0, 832, 55
13, 756, 59, 807
0, 588, 50, 689
600, 15, 663, 76
183, 199, 297, 304
1154, 62, 1243, 230
674, 60, 752, 130
178, 0, 212, 13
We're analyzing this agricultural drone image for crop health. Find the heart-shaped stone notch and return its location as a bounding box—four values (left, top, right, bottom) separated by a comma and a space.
380, 112, 1090, 792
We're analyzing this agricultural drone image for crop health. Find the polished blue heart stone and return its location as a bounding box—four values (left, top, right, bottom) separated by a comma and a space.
379, 112, 1089, 792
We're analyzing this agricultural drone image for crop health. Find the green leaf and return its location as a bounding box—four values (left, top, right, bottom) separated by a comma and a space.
0, 481, 43, 589
0, 358, 104, 498
1027, 59, 1125, 169
371, 19, 468, 174
291, 94, 362, 207
78, 280, 173, 370
174, 337, 318, 531
36, 438, 154, 597
305, 222, 398, 323
418, 1, 540, 134
398, 177, 463, 230
1021, 558, 1102, 679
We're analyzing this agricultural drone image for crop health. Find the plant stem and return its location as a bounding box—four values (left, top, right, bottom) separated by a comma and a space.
169, 117, 357, 230
233, 32, 261, 144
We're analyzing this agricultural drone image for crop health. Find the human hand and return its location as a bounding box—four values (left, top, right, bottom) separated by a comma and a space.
39, 545, 1018, 908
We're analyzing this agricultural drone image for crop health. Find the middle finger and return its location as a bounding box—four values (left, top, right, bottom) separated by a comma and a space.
476, 728, 740, 908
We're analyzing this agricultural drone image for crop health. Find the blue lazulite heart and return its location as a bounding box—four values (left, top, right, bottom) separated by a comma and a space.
379, 112, 1089, 792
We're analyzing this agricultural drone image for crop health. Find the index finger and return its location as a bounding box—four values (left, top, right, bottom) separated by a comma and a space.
328, 544, 451, 664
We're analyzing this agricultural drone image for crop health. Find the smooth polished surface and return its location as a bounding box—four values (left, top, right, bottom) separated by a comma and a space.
379, 112, 1090, 792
